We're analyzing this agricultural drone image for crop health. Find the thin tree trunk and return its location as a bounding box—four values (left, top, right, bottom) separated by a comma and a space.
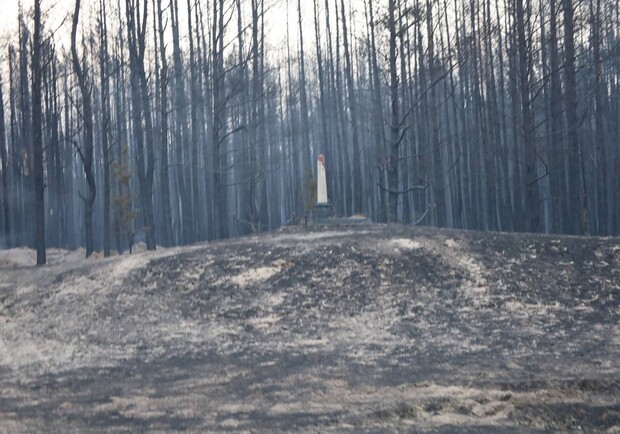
156, 0, 174, 246
32, 0, 46, 264
340, 0, 363, 214
99, 0, 112, 256
297, 0, 313, 214
563, 0, 589, 234
72, 0, 96, 257
0, 68, 10, 247
387, 0, 399, 223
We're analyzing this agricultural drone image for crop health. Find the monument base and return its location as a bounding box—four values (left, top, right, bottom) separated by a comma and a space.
312, 202, 335, 222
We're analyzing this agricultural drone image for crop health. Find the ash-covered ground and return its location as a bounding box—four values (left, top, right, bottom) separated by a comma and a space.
0, 225, 619, 433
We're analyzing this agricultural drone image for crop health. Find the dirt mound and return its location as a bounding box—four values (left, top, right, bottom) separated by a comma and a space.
0, 226, 618, 432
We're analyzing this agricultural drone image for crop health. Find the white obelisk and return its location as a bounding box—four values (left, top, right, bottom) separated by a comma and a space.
317, 154, 328, 205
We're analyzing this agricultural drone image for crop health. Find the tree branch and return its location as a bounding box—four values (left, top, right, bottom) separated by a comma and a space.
377, 181, 428, 195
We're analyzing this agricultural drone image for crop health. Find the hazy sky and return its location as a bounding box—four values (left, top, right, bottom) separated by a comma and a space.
0, 0, 336, 54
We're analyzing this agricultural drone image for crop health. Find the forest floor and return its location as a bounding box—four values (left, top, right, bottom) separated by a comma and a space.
0, 224, 619, 433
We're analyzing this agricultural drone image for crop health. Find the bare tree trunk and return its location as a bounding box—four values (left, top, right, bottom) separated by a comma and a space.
0, 68, 10, 247
366, 0, 387, 223
8, 46, 19, 248
126, 0, 156, 250
591, 0, 607, 234
515, 0, 539, 232
72, 0, 96, 257
563, 0, 589, 235
19, 14, 32, 248
340, 0, 363, 214
212, 0, 227, 239
156, 0, 174, 246
99, 0, 112, 256
170, 0, 192, 244
332, 0, 352, 216
251, 0, 264, 230
187, 0, 201, 240
548, 0, 565, 233
387, 0, 399, 223
297, 0, 313, 214
313, 0, 330, 182
32, 0, 46, 264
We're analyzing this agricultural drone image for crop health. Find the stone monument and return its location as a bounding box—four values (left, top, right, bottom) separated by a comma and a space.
314, 154, 333, 220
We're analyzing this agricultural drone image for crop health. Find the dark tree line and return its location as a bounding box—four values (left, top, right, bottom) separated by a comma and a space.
1, 0, 620, 264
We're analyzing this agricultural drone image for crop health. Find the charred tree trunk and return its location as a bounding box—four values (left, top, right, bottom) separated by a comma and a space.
340, 0, 363, 214
72, 0, 96, 257
126, 0, 156, 250
156, 0, 174, 246
99, 0, 112, 257
563, 0, 589, 234
212, 0, 227, 239
387, 0, 399, 223
187, 0, 200, 240
32, 0, 46, 264
0, 69, 10, 247
515, 0, 540, 232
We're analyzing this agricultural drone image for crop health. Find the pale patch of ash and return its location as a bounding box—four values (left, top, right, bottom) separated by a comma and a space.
333, 381, 600, 430
229, 259, 291, 287
375, 235, 489, 304
0, 316, 137, 377
273, 230, 369, 244
0, 247, 208, 374
0, 247, 87, 268
217, 403, 259, 414
271, 379, 509, 428
389, 238, 423, 251
268, 401, 344, 416
434, 239, 491, 304
220, 418, 242, 428
504, 300, 562, 317
0, 323, 78, 373
444, 238, 459, 248
95, 394, 168, 419
393, 235, 490, 305
246, 313, 282, 331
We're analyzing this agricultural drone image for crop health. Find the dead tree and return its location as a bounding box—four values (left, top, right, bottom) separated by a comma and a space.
156, 0, 174, 246
0, 68, 10, 247
99, 0, 112, 257
126, 0, 156, 250
71, 0, 97, 257
32, 0, 46, 264
387, 0, 400, 222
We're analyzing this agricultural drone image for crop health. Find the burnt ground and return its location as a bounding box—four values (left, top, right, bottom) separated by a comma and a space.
0, 225, 618, 433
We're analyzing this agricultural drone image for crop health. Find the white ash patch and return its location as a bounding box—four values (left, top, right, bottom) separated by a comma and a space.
357, 382, 597, 429
390, 238, 423, 251
0, 247, 88, 268
504, 300, 562, 317
273, 230, 371, 246
0, 246, 199, 373
444, 238, 459, 248
425, 237, 491, 304
95, 395, 167, 419
230, 259, 291, 287
219, 418, 242, 428
0, 327, 77, 373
